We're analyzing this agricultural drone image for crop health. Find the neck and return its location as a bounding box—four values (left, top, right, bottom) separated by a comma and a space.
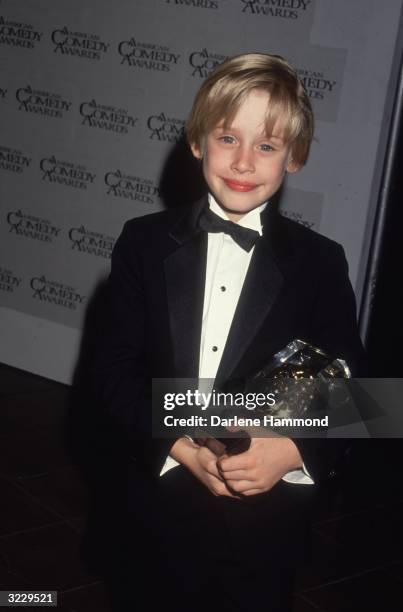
222, 210, 245, 223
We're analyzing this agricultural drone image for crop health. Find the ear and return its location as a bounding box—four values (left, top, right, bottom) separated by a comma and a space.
286, 158, 301, 174
190, 142, 203, 160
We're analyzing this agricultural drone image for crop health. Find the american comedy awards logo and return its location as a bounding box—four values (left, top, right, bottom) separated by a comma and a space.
189, 48, 226, 78
6, 210, 61, 244
0, 16, 43, 49
68, 226, 114, 260
240, 0, 311, 18
51, 26, 110, 60
164, 0, 219, 9
79, 99, 138, 134
0, 268, 22, 294
40, 156, 96, 190
296, 67, 336, 101
30, 276, 85, 311
16, 86, 72, 119
118, 38, 180, 72
147, 112, 185, 143
0, 146, 31, 174
105, 169, 160, 205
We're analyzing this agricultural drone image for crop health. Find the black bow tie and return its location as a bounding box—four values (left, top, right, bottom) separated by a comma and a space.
198, 207, 260, 252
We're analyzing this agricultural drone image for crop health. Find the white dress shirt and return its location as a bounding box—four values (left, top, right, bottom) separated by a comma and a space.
160, 194, 313, 485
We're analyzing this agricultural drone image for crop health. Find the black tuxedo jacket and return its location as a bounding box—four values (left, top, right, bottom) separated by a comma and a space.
93, 195, 366, 486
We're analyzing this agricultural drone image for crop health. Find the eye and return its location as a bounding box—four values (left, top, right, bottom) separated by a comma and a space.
219, 135, 236, 144
259, 143, 275, 152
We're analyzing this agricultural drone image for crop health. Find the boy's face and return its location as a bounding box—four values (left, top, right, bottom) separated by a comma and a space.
191, 89, 299, 222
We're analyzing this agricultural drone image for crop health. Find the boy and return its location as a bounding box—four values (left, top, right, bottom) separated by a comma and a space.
93, 54, 365, 611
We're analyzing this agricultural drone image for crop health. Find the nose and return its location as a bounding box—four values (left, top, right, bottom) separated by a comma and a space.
231, 144, 254, 174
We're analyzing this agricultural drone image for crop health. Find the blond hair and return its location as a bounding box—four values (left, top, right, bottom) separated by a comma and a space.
186, 53, 314, 166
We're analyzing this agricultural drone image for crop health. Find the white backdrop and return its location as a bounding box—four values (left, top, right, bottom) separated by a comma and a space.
0, 0, 402, 382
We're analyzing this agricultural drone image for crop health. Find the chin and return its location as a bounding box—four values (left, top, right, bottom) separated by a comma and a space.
221, 197, 263, 214
220, 203, 260, 221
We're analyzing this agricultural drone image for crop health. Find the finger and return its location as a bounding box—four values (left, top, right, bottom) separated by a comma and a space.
208, 472, 224, 484
241, 488, 263, 496
199, 449, 224, 479
212, 480, 240, 498
218, 469, 248, 480
218, 455, 251, 472
204, 467, 224, 483
225, 479, 258, 494
206, 460, 225, 480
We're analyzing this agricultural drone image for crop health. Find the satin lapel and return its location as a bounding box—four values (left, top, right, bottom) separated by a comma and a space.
215, 237, 284, 385
164, 230, 207, 378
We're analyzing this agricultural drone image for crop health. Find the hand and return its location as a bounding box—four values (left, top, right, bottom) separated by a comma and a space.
169, 437, 238, 498
217, 436, 303, 497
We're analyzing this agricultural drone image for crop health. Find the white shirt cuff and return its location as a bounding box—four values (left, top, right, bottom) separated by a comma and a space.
282, 462, 314, 485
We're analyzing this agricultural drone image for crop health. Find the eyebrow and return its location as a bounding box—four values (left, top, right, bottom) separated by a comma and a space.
213, 125, 285, 143
266, 134, 283, 141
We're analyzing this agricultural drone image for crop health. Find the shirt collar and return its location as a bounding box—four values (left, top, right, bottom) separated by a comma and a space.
208, 193, 267, 236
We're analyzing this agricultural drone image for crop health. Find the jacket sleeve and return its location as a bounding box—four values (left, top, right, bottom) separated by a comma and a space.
91, 221, 176, 477
292, 242, 367, 484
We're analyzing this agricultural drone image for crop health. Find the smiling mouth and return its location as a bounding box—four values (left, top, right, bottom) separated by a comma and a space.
223, 178, 258, 192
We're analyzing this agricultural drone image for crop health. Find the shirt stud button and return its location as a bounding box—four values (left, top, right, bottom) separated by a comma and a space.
220, 286, 226, 292
212, 346, 218, 352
